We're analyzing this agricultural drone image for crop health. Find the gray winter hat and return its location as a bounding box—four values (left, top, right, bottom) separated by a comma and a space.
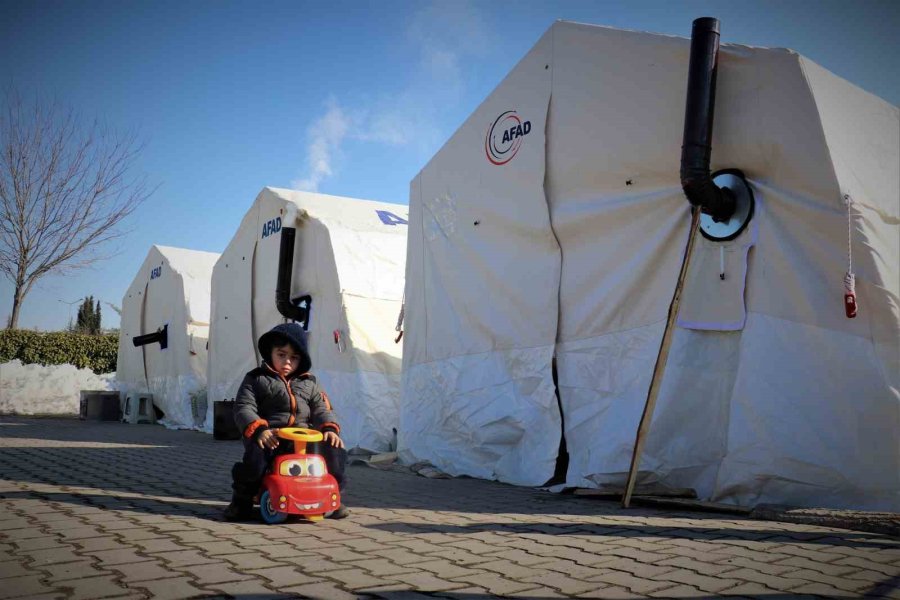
257, 322, 312, 374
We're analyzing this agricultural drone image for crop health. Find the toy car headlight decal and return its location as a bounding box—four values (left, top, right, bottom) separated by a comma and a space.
307, 459, 325, 477
279, 459, 307, 477
278, 456, 327, 477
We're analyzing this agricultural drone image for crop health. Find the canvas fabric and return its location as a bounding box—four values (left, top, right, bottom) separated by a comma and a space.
117, 245, 219, 429
207, 188, 408, 452
400, 21, 899, 510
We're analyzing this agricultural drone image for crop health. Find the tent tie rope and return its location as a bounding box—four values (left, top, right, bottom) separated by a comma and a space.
843, 194, 857, 319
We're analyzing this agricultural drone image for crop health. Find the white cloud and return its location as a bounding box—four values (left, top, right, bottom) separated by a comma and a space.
294, 1, 490, 191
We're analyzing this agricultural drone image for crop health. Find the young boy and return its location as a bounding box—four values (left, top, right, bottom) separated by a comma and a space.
223, 322, 349, 521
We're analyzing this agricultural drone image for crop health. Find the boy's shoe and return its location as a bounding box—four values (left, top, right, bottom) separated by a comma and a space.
222, 501, 253, 522
327, 505, 350, 519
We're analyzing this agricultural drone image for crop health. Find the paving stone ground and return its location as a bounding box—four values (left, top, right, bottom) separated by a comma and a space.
0, 417, 897, 600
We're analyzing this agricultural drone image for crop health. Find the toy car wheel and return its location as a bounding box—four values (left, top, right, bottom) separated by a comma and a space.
259, 490, 288, 525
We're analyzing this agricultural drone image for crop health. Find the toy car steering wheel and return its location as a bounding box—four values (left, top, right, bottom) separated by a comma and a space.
276, 427, 324, 443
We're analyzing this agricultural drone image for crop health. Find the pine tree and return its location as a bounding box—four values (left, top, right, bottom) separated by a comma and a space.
75, 297, 88, 332
75, 296, 101, 334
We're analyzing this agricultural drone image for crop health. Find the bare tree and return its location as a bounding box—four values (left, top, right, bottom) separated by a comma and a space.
0, 91, 154, 329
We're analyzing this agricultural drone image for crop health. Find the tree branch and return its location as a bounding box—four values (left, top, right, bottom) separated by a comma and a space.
1, 90, 155, 329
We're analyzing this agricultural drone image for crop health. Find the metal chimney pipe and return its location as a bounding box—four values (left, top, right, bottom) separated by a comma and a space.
680, 17, 735, 222
275, 225, 306, 322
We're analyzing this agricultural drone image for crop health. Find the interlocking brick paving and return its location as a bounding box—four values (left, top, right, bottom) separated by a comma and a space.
1, 417, 898, 599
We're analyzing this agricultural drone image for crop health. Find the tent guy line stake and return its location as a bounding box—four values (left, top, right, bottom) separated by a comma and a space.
622, 207, 702, 508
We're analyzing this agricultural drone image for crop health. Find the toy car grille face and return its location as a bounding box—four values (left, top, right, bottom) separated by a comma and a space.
279, 456, 326, 477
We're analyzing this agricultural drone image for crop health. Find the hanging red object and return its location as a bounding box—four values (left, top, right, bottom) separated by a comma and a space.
333, 329, 341, 344
842, 196, 858, 319
844, 292, 858, 319
844, 272, 857, 319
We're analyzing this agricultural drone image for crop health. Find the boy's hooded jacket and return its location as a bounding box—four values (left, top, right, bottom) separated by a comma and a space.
234, 323, 340, 439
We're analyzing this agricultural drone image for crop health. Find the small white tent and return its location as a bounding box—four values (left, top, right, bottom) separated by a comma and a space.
117, 245, 220, 429
206, 187, 408, 452
400, 20, 899, 511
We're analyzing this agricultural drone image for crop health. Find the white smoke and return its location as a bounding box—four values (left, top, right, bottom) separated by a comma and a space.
407, 1, 488, 93
292, 100, 352, 193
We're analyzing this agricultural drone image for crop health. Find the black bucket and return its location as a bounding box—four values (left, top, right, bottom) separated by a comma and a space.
79, 391, 122, 421
213, 400, 241, 440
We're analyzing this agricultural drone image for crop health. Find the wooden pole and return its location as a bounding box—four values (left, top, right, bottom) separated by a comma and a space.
622, 207, 701, 508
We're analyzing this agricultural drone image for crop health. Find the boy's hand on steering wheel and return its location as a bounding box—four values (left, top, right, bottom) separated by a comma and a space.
256, 428, 280, 450
323, 431, 344, 448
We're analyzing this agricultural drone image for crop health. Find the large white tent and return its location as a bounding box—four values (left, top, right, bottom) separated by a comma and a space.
399, 20, 899, 511
206, 187, 407, 452
117, 245, 220, 429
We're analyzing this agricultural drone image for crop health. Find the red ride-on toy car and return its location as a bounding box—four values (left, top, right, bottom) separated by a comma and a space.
258, 427, 341, 524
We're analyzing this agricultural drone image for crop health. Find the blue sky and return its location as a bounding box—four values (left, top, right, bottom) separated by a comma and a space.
2, 0, 898, 331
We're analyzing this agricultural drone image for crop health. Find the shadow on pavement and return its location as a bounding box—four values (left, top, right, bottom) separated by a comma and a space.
192, 587, 900, 600
0, 489, 225, 519
864, 574, 900, 597
363, 521, 900, 550
3, 418, 898, 553
0, 442, 239, 502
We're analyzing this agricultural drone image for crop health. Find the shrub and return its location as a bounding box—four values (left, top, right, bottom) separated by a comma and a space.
0, 330, 118, 374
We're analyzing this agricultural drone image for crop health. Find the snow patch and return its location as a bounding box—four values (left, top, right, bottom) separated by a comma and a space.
0, 360, 117, 416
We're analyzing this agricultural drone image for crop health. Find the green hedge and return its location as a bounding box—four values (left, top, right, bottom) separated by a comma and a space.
0, 330, 118, 374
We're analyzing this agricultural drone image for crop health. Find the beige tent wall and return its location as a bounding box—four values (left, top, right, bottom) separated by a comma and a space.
401, 20, 899, 510
117, 245, 219, 429
547, 24, 694, 489
207, 188, 407, 452
206, 203, 261, 418
400, 29, 561, 486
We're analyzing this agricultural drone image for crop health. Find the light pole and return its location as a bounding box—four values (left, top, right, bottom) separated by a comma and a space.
58, 297, 85, 330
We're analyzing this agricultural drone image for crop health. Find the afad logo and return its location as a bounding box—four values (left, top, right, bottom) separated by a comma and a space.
261, 217, 281, 239
485, 110, 531, 166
